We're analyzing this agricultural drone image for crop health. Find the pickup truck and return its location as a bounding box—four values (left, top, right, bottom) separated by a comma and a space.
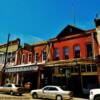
0, 83, 25, 95
89, 88, 100, 100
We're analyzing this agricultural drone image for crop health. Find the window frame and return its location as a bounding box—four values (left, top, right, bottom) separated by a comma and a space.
54, 48, 59, 60
86, 43, 93, 58
74, 45, 80, 58
42, 51, 47, 61
63, 47, 69, 59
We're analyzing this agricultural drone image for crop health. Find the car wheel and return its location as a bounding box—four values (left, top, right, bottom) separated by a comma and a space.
95, 96, 100, 100
56, 95, 63, 100
10, 91, 14, 95
19, 93, 22, 96
32, 93, 38, 99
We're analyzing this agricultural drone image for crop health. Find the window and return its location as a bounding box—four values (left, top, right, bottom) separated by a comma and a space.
42, 51, 47, 61
63, 47, 69, 59
92, 64, 97, 72
34, 52, 39, 62
71, 66, 78, 73
48, 87, 58, 91
74, 45, 80, 58
86, 43, 93, 58
28, 53, 32, 62
54, 48, 59, 60
7, 52, 11, 63
86, 65, 92, 72
0, 53, 5, 64
81, 65, 86, 72
21, 54, 25, 64
43, 87, 49, 90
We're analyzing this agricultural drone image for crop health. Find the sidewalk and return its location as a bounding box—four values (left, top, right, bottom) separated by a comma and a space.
74, 97, 88, 100
24, 93, 89, 100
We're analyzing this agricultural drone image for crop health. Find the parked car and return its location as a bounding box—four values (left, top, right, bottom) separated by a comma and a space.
30, 85, 73, 100
89, 88, 100, 100
0, 83, 25, 95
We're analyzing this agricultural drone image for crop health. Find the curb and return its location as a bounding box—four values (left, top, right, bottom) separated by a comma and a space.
74, 97, 88, 100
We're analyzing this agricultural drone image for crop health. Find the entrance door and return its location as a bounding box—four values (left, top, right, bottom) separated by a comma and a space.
23, 72, 38, 89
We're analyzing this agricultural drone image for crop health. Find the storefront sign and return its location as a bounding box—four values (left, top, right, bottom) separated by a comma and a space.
5, 65, 38, 72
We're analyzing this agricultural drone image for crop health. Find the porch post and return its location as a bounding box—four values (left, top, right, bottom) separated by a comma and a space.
37, 68, 40, 89
16, 73, 19, 85
97, 64, 100, 86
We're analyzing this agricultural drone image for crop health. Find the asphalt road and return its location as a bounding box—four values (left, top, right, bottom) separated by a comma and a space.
0, 93, 88, 100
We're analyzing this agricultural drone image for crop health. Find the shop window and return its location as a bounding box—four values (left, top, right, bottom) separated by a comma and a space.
74, 66, 79, 72
81, 65, 86, 72
74, 45, 80, 58
86, 65, 92, 72
71, 67, 74, 73
63, 47, 69, 59
54, 48, 59, 60
42, 51, 47, 61
71, 66, 79, 73
92, 64, 97, 72
86, 43, 93, 58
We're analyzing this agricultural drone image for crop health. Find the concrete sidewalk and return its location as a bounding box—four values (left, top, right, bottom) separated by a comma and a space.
74, 97, 88, 100
24, 93, 89, 100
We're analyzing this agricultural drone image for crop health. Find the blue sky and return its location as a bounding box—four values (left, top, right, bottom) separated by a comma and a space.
0, 0, 100, 45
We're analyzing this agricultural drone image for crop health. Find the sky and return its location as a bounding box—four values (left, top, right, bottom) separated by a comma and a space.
0, 0, 100, 45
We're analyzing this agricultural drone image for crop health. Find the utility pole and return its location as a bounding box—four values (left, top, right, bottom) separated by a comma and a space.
1, 34, 10, 85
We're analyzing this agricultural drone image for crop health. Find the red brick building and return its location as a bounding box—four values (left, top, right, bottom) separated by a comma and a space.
5, 20, 100, 95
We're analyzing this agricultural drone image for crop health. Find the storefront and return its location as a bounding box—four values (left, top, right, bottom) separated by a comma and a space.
5, 64, 39, 89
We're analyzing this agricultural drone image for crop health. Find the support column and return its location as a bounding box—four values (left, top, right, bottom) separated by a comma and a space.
97, 64, 100, 86
16, 73, 19, 85
37, 69, 41, 89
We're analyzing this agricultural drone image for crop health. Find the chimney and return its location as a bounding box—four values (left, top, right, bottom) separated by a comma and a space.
94, 18, 100, 54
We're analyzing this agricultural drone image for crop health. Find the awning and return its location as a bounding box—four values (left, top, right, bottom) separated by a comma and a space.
5, 65, 38, 73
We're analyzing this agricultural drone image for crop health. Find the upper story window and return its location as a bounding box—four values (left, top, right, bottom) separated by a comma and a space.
7, 52, 12, 63
28, 53, 32, 63
86, 43, 93, 58
7, 52, 15, 63
42, 51, 47, 61
54, 48, 59, 60
63, 47, 69, 59
0, 53, 5, 64
34, 52, 39, 62
21, 54, 25, 64
74, 45, 80, 58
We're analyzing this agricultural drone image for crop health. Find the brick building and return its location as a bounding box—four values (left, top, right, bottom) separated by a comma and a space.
4, 19, 100, 95
0, 38, 20, 84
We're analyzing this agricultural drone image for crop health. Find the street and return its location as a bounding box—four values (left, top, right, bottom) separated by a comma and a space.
0, 93, 88, 100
